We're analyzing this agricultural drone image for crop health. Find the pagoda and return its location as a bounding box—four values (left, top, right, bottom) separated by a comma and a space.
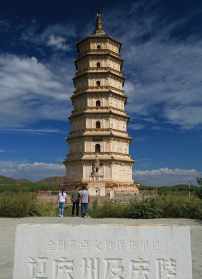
63, 12, 139, 196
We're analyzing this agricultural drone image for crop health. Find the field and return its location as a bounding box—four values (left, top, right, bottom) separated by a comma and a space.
1, 176, 202, 278
1, 175, 202, 218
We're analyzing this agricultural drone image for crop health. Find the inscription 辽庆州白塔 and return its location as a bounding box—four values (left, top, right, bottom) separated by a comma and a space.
47, 239, 160, 251
25, 256, 177, 279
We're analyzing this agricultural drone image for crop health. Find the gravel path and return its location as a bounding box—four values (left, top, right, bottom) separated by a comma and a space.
0, 218, 201, 279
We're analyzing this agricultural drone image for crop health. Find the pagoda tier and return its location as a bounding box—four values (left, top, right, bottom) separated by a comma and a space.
64, 12, 139, 196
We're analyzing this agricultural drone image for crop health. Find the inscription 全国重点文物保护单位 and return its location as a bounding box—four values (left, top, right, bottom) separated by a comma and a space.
47, 239, 160, 251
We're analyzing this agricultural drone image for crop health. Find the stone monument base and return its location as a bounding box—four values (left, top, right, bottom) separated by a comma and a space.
13, 224, 192, 279
61, 177, 139, 197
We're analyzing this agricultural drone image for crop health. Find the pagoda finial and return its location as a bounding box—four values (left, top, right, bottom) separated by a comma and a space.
95, 10, 106, 35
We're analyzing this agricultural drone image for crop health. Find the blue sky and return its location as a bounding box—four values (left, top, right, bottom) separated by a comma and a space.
0, 0, 202, 185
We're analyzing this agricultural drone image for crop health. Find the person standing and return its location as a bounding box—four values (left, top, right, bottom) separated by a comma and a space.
79, 185, 90, 217
71, 189, 80, 216
58, 188, 67, 217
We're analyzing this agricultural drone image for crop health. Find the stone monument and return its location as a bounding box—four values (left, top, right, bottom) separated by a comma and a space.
63, 11, 139, 196
13, 224, 192, 278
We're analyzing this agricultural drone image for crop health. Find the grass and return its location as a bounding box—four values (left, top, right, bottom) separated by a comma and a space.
0, 192, 202, 219
89, 194, 202, 219
0, 192, 40, 217
0, 192, 72, 217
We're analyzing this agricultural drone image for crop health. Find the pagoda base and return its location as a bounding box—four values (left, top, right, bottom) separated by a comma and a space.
61, 177, 139, 197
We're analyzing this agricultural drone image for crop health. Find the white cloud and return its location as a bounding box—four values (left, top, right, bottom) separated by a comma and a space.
0, 54, 73, 127
22, 23, 76, 52
135, 168, 201, 186
128, 122, 144, 131
0, 161, 201, 185
164, 106, 202, 129
136, 168, 199, 177
104, 3, 202, 129
0, 128, 66, 135
47, 35, 69, 51
123, 40, 202, 129
2, 7, 201, 130
0, 161, 65, 181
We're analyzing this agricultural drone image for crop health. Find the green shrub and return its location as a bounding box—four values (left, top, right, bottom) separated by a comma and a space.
127, 199, 163, 219
1, 191, 202, 219
0, 192, 40, 217
0, 192, 75, 217
36, 201, 57, 217
89, 194, 202, 219
89, 201, 128, 218
34, 202, 72, 217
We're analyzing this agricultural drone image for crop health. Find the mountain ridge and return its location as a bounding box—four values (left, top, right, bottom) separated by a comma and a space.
0, 175, 63, 186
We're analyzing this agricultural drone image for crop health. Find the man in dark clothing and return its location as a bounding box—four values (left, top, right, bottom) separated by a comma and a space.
71, 190, 80, 216
79, 185, 90, 217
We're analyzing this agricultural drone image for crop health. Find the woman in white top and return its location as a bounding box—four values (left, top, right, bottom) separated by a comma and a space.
58, 188, 67, 217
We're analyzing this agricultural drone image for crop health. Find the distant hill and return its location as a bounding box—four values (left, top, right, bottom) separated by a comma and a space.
0, 175, 34, 187
37, 176, 64, 186
0, 175, 61, 192
0, 175, 63, 188
16, 178, 32, 184
0, 175, 200, 195
0, 176, 34, 185
0, 176, 17, 185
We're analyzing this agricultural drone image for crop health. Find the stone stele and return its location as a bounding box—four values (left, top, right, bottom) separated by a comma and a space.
13, 224, 192, 279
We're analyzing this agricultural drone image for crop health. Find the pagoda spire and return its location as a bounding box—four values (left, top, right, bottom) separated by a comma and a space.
95, 10, 106, 35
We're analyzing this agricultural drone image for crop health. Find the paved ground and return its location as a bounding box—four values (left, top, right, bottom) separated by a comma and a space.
0, 218, 201, 279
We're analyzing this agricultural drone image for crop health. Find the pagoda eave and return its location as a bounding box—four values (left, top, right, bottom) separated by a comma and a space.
69, 110, 129, 120
64, 156, 134, 164
71, 90, 127, 101
76, 35, 122, 50
73, 72, 125, 85
66, 132, 132, 142
74, 69, 124, 80
75, 51, 123, 64
73, 86, 125, 96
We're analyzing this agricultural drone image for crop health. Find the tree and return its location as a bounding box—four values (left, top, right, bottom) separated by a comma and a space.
196, 177, 202, 186
196, 177, 202, 198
